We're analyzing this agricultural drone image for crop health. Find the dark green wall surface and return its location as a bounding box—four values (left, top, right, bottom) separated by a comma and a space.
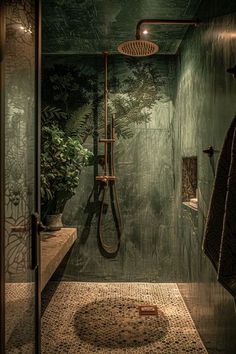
174, 5, 236, 353
42, 0, 202, 55
43, 54, 178, 282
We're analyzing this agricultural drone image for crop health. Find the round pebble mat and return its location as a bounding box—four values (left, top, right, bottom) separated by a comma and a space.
74, 297, 169, 348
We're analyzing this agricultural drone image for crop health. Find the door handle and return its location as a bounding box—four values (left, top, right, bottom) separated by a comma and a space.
31, 212, 39, 270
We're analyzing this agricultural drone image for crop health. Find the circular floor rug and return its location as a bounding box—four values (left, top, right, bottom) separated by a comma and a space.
74, 297, 169, 348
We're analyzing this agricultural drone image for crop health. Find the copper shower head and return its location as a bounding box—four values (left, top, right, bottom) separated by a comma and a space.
117, 18, 200, 57
117, 39, 159, 57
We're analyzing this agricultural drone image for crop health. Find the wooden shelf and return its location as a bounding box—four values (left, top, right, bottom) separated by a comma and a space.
40, 228, 77, 291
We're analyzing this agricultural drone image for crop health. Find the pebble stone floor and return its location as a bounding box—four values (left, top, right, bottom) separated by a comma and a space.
5, 283, 35, 354
41, 282, 208, 354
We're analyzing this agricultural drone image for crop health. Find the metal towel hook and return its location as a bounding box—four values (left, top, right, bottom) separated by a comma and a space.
203, 146, 215, 157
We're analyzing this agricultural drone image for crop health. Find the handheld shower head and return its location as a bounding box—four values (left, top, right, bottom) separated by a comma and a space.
117, 18, 200, 57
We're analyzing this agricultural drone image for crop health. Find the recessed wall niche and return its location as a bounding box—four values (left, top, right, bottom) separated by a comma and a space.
182, 157, 198, 210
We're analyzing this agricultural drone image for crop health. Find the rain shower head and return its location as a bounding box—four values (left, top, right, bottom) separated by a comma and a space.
117, 18, 200, 57
117, 39, 159, 57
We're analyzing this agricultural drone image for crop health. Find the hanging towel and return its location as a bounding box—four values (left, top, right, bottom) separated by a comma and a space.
203, 116, 236, 297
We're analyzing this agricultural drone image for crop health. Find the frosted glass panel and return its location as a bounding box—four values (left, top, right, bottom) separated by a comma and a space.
4, 1, 37, 352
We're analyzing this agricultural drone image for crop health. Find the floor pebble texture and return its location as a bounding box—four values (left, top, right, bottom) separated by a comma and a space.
5, 283, 35, 354
41, 282, 208, 353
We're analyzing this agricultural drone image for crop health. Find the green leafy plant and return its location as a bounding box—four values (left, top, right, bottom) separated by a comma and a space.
41, 108, 93, 218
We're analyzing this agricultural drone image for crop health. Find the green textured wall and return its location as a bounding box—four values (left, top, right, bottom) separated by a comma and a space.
42, 54, 177, 281
174, 7, 236, 353
42, 0, 202, 55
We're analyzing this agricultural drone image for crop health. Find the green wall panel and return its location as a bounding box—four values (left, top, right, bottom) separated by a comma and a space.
174, 7, 236, 353
42, 54, 177, 281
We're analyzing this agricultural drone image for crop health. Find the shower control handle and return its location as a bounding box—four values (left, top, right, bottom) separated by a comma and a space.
99, 138, 115, 143
96, 175, 116, 182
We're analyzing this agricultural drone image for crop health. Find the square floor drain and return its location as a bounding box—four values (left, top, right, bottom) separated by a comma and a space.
138, 305, 158, 316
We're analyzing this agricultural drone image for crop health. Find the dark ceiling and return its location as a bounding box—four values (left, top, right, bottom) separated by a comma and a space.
42, 0, 202, 55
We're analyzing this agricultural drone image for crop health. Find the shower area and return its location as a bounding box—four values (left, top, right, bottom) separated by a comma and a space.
1, 0, 236, 353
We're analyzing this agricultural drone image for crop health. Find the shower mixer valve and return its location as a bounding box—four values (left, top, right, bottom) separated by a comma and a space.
96, 175, 116, 183
99, 138, 115, 143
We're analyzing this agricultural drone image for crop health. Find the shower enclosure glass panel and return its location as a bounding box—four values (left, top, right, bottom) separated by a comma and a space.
0, 1, 40, 353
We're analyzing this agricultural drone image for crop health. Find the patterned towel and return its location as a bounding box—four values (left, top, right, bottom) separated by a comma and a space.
203, 116, 236, 297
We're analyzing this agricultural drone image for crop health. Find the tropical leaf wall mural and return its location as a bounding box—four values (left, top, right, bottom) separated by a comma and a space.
42, 54, 176, 281
42, 55, 171, 142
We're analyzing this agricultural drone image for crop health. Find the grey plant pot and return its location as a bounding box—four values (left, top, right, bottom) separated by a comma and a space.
45, 213, 63, 231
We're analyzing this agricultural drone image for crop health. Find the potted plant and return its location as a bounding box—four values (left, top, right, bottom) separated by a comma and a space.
41, 108, 93, 230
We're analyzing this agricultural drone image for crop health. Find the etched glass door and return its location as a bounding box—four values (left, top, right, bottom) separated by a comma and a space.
0, 0, 40, 353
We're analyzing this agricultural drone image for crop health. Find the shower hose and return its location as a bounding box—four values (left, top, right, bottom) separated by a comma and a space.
96, 52, 122, 258
97, 118, 122, 258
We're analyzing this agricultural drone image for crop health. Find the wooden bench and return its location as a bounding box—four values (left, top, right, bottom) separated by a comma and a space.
40, 228, 77, 291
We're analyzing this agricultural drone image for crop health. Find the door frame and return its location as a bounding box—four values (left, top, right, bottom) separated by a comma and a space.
0, 1, 41, 353
35, 0, 42, 353
0, 0, 6, 353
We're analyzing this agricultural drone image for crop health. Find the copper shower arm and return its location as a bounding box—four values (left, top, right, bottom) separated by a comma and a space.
135, 19, 200, 40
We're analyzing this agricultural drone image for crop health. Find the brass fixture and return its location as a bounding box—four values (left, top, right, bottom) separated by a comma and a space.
117, 39, 159, 57
96, 52, 122, 258
99, 138, 115, 143
96, 57, 116, 184
96, 175, 116, 182
117, 18, 200, 57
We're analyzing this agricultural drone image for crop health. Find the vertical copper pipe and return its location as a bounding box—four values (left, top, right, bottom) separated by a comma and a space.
104, 52, 108, 175
112, 113, 115, 140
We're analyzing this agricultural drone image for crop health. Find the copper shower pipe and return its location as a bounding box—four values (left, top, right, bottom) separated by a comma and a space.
95, 57, 122, 257
96, 52, 116, 183
135, 19, 200, 40
104, 51, 108, 175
